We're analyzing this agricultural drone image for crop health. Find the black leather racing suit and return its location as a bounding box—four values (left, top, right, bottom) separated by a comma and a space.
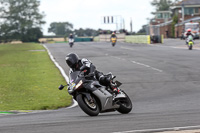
186, 32, 194, 38
69, 58, 111, 86
69, 35, 74, 39
110, 34, 117, 39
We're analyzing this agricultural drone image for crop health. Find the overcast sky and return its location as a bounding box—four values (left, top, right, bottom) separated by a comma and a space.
39, 0, 155, 35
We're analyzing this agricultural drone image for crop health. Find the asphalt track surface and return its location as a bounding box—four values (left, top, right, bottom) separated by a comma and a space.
1, 39, 200, 133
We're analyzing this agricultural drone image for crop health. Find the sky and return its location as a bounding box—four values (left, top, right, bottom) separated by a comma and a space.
39, 0, 155, 35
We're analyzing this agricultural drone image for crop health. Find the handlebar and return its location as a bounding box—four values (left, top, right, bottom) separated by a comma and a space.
58, 84, 68, 90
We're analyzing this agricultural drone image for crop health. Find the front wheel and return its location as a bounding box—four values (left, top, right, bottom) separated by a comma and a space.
189, 45, 193, 50
116, 91, 132, 114
112, 43, 116, 47
69, 43, 73, 48
76, 94, 100, 116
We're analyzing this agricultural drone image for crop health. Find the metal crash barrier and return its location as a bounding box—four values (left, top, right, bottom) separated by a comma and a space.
74, 37, 93, 42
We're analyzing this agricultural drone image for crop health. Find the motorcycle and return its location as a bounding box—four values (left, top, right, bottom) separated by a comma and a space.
186, 35, 194, 50
58, 71, 132, 116
111, 37, 117, 47
68, 38, 74, 48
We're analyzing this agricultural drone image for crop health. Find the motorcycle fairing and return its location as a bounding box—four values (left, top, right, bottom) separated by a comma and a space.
93, 87, 119, 111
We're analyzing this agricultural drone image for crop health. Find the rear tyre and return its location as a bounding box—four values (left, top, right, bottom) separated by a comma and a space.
76, 94, 100, 116
116, 91, 132, 114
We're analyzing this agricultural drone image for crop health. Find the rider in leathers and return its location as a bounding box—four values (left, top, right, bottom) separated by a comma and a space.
69, 33, 74, 39
185, 29, 194, 45
65, 53, 119, 94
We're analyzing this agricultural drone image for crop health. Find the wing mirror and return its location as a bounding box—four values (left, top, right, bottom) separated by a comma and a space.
58, 84, 65, 90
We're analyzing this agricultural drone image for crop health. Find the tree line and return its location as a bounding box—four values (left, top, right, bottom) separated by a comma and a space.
0, 0, 179, 43
0, 0, 45, 43
0, 0, 102, 43
48, 22, 101, 37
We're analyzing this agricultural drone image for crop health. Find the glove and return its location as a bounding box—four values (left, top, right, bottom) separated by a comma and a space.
105, 76, 112, 83
86, 73, 94, 78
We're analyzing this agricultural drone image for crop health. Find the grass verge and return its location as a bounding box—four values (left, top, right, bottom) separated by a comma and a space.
0, 43, 71, 111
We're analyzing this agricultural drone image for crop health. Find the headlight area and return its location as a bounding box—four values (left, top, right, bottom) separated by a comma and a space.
75, 80, 83, 89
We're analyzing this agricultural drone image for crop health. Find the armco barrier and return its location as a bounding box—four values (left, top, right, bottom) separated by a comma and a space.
125, 35, 151, 44
99, 33, 125, 42
74, 37, 93, 42
93, 36, 99, 42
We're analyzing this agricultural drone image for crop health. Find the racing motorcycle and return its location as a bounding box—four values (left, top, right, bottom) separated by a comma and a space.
68, 38, 74, 48
59, 71, 132, 116
111, 37, 117, 47
186, 35, 194, 50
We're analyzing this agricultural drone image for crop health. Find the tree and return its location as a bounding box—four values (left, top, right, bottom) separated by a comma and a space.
171, 15, 178, 38
74, 28, 99, 37
0, 0, 45, 42
22, 28, 43, 42
48, 22, 73, 36
151, 0, 173, 12
137, 25, 147, 34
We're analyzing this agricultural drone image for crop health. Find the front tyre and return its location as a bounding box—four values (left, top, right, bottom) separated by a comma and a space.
76, 94, 100, 116
69, 43, 73, 48
189, 45, 192, 50
116, 91, 132, 114
112, 43, 116, 47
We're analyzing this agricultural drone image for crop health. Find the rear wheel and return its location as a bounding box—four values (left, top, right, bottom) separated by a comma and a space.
116, 91, 132, 114
76, 94, 100, 116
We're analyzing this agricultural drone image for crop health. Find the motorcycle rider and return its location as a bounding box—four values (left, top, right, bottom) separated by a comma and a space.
68, 33, 74, 39
110, 32, 117, 39
65, 53, 120, 94
185, 29, 194, 44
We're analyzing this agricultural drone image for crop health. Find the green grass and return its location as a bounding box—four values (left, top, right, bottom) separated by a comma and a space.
0, 43, 71, 111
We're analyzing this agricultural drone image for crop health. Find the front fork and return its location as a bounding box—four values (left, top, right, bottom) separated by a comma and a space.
75, 91, 94, 104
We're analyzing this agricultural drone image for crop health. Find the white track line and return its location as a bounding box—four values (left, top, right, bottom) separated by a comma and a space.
149, 44, 200, 50
43, 45, 69, 83
131, 60, 163, 73
112, 125, 200, 133
106, 54, 163, 73
43, 44, 78, 108
121, 46, 136, 51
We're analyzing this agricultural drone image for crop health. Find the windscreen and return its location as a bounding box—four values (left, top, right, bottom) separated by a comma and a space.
69, 71, 80, 82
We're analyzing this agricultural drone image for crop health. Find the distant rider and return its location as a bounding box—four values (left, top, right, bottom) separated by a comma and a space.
65, 53, 120, 94
68, 33, 74, 39
185, 29, 194, 38
185, 29, 194, 44
110, 32, 117, 39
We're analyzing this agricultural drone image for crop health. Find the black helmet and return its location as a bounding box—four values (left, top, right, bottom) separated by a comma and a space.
65, 53, 79, 68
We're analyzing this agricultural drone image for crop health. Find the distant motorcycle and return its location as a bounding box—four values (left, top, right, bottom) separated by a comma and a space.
186, 35, 194, 50
68, 38, 74, 48
59, 71, 132, 116
111, 37, 117, 47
